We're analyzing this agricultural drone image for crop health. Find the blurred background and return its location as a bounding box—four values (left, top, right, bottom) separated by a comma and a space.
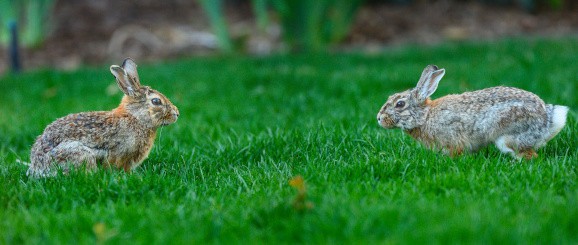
0, 0, 577, 74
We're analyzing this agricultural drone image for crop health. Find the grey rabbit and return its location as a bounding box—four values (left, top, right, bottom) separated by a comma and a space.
377, 65, 568, 159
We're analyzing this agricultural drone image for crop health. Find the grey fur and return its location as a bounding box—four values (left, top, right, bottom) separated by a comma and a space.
377, 65, 569, 159
28, 58, 180, 178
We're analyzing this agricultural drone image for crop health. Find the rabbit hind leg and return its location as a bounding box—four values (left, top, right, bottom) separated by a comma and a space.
517, 148, 538, 159
496, 134, 540, 160
495, 136, 518, 158
27, 153, 56, 178
50, 141, 100, 174
513, 129, 545, 159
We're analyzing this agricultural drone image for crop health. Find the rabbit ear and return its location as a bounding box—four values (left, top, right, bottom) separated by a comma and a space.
110, 65, 141, 97
417, 65, 437, 84
121, 58, 141, 87
414, 65, 445, 101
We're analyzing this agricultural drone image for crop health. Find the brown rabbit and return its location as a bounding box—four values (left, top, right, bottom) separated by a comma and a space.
27, 58, 179, 177
377, 65, 568, 159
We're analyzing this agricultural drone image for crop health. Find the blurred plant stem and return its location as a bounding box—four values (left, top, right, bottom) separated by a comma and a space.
9, 21, 21, 73
271, 0, 363, 52
24, 0, 54, 47
252, 0, 269, 31
0, 0, 54, 48
0, 0, 17, 46
199, 0, 234, 53
199, 0, 363, 53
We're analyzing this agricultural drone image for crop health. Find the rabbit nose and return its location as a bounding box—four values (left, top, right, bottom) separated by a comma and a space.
170, 106, 179, 117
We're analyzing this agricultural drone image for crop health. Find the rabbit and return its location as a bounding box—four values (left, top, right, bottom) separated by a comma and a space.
377, 65, 568, 159
27, 58, 179, 178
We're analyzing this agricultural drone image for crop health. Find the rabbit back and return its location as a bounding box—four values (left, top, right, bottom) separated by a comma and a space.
423, 86, 549, 151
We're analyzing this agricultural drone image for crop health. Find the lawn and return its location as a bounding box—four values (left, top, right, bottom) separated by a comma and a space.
1, 38, 577, 244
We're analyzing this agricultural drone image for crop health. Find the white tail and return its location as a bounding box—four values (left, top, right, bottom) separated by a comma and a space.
547, 105, 569, 141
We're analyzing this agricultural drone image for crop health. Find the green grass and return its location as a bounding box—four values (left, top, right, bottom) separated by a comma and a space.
1, 37, 577, 244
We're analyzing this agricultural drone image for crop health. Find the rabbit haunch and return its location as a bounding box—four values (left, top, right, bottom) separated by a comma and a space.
377, 65, 568, 159
27, 58, 179, 178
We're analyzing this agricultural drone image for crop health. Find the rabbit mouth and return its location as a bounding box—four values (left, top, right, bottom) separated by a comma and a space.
160, 122, 172, 127
160, 120, 175, 126
378, 117, 397, 129
159, 116, 178, 126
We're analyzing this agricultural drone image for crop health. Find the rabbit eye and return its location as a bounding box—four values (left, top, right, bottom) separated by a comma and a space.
151, 98, 162, 105
395, 100, 406, 108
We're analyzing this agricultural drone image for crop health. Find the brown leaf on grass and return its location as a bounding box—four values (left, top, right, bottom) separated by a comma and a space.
289, 175, 313, 211
289, 175, 305, 193
93, 222, 118, 244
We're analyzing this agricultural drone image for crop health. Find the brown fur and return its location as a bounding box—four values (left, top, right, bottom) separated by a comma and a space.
27, 58, 179, 178
518, 149, 538, 159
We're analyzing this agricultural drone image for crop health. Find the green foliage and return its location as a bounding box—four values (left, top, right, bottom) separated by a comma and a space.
0, 0, 16, 45
252, 0, 270, 31
199, 0, 234, 53
477, 0, 566, 11
1, 38, 578, 243
0, 0, 54, 48
270, 0, 363, 51
199, 0, 363, 53
543, 0, 564, 9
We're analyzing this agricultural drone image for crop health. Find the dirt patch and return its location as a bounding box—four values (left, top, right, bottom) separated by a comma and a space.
348, 1, 578, 47
0, 0, 577, 73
